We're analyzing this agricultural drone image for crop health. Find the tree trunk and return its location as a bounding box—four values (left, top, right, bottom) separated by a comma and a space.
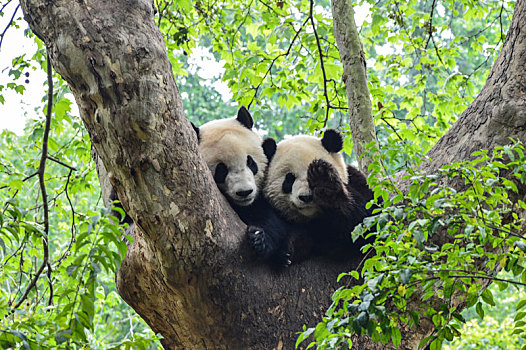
331, 0, 379, 174
19, 0, 526, 349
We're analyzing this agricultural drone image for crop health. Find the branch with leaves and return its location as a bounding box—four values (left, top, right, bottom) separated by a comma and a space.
10, 51, 53, 311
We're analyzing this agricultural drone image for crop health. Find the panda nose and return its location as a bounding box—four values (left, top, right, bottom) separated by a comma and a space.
236, 189, 253, 197
299, 194, 313, 203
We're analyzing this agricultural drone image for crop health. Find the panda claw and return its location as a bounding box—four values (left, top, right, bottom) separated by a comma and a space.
276, 254, 292, 268
279, 259, 291, 268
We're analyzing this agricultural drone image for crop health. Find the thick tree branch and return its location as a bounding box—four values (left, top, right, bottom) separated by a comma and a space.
330, 0, 379, 173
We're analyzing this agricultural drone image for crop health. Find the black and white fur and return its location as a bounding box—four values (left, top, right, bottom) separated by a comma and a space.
192, 107, 293, 268
260, 129, 375, 261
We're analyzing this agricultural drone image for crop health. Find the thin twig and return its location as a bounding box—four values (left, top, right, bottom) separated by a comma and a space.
259, 0, 285, 17
498, 0, 505, 43
0, 172, 38, 190
309, 0, 330, 127
0, 3, 19, 51
10, 51, 54, 311
1, 241, 26, 269
229, 0, 254, 56
431, 35, 445, 66
44, 54, 54, 306
247, 15, 309, 108
47, 156, 77, 171
53, 169, 77, 269
380, 116, 405, 142
156, 0, 172, 28
424, 0, 437, 49
0, 0, 14, 14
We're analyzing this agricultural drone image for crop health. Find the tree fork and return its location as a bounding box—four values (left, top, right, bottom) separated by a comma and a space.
19, 0, 526, 349
19, 1, 358, 349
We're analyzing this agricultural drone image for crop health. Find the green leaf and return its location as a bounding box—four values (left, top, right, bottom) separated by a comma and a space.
481, 289, 495, 306
9, 330, 31, 350
178, 0, 192, 12
8, 179, 23, 190
476, 302, 485, 319
296, 327, 315, 348
515, 241, 526, 252
391, 327, 402, 347
66, 264, 78, 276
430, 338, 442, 350
452, 313, 465, 323
514, 311, 526, 322
55, 330, 72, 344
517, 299, 526, 311
355, 311, 369, 329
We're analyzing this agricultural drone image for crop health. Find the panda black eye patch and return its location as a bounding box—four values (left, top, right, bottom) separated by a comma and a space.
214, 162, 228, 183
247, 155, 258, 175
282, 172, 295, 193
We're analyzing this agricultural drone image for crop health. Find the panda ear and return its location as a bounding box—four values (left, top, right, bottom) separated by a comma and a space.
191, 122, 200, 143
236, 106, 254, 129
262, 137, 277, 161
321, 129, 343, 153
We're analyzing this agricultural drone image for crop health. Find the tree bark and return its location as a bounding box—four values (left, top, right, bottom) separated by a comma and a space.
19, 0, 526, 349
331, 0, 379, 174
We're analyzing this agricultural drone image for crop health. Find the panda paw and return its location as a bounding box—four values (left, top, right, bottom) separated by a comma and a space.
247, 225, 271, 258
308, 159, 345, 206
247, 226, 292, 268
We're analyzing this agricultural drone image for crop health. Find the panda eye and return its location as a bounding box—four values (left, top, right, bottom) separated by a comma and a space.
214, 162, 228, 183
247, 155, 258, 175
282, 172, 295, 194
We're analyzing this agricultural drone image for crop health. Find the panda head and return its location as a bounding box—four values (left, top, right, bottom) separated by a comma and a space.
263, 129, 348, 222
193, 107, 267, 207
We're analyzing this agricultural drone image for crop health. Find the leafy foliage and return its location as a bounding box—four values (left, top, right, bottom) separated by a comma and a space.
365, 0, 515, 154
180, 60, 306, 139
156, 0, 513, 148
0, 45, 161, 348
157, 0, 350, 133
299, 142, 526, 348
445, 317, 523, 350
444, 276, 526, 350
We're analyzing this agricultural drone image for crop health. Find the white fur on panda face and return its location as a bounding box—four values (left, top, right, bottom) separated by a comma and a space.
198, 118, 267, 207
265, 135, 348, 222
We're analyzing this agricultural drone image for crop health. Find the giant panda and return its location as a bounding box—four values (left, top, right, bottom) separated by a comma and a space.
261, 129, 375, 261
192, 106, 293, 268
